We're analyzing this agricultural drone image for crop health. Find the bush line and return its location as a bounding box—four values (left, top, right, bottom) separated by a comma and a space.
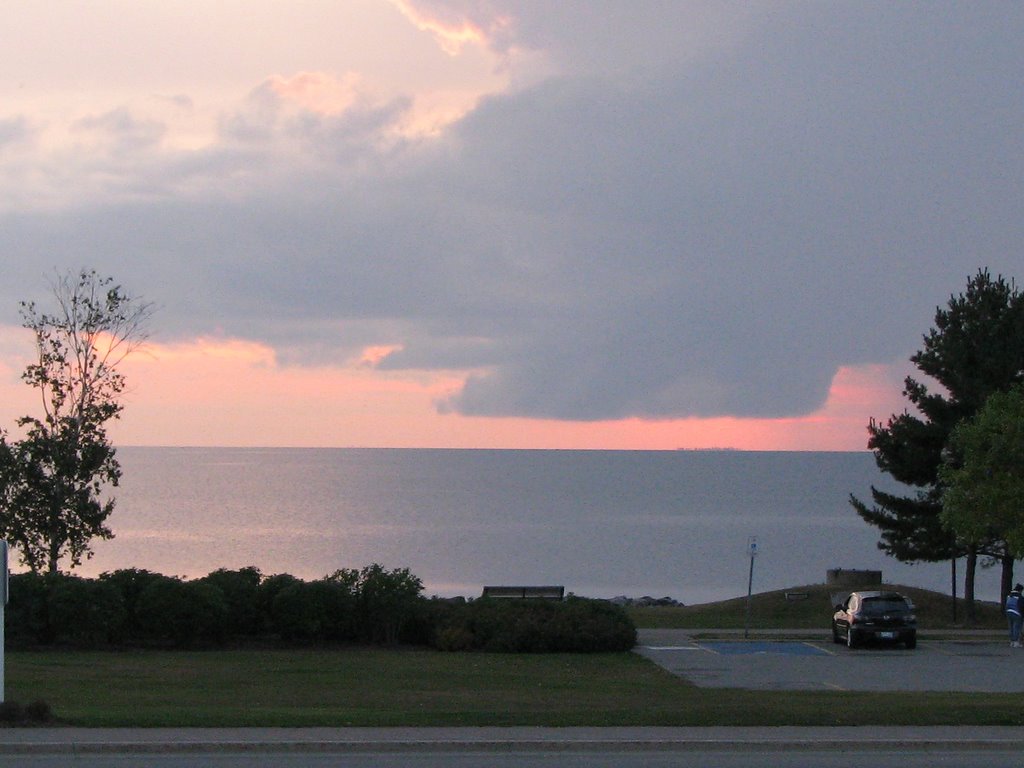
4, 565, 636, 653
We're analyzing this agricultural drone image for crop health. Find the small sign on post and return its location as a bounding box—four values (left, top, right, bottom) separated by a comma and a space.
744, 536, 758, 639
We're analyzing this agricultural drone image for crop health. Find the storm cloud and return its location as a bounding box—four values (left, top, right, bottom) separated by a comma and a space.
1, 2, 1022, 421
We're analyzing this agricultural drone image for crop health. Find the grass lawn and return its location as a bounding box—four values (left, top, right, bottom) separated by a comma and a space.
5, 583, 1015, 728
7, 646, 1023, 728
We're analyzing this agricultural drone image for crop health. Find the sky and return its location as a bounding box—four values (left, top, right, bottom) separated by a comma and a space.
0, 1, 1022, 450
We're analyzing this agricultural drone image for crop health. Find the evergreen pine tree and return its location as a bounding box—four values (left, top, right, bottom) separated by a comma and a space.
851, 269, 1024, 618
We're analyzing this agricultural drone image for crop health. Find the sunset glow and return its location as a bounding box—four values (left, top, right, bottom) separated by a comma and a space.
0, 331, 902, 451
0, 316, 918, 452
391, 0, 491, 55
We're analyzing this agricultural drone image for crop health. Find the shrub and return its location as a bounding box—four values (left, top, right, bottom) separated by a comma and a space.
135, 576, 229, 647
433, 624, 475, 652
0, 564, 637, 654
197, 567, 263, 638
45, 575, 126, 647
257, 572, 302, 629
348, 564, 425, 645
430, 597, 636, 653
5, 573, 125, 647
0, 701, 24, 723
268, 565, 429, 645
24, 700, 53, 723
269, 578, 356, 644
99, 569, 174, 641
0, 700, 54, 725
5, 573, 51, 646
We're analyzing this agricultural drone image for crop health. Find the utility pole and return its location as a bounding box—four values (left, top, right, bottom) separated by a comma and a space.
951, 557, 958, 625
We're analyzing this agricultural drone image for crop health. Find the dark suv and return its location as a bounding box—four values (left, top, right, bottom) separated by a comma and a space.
832, 591, 917, 649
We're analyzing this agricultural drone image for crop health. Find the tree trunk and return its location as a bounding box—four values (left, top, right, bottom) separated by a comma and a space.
1003, 554, 1016, 603
964, 546, 977, 624
47, 501, 62, 575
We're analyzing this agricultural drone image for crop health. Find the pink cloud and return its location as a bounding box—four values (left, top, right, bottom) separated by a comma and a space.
0, 319, 921, 450
0, 325, 913, 451
266, 72, 362, 116
96, 333, 913, 450
391, 0, 497, 55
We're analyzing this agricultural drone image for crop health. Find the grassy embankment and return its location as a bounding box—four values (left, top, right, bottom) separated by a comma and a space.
627, 582, 1005, 631
5, 584, 1016, 728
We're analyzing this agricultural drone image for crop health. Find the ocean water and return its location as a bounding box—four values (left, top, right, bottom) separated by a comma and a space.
66, 447, 999, 605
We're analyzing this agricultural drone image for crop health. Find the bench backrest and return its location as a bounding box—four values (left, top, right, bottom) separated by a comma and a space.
481, 585, 565, 600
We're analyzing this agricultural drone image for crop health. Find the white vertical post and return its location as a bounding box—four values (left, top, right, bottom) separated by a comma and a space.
0, 540, 7, 704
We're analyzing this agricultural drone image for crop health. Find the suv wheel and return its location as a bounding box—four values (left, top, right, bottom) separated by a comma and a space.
846, 627, 858, 648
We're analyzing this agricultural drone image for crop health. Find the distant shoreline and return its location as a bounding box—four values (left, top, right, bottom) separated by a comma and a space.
118, 444, 873, 454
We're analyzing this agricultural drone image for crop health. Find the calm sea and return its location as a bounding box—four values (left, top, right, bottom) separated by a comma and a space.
69, 447, 998, 605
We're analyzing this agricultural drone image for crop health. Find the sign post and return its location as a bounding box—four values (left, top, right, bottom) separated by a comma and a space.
1, 540, 7, 704
744, 536, 758, 639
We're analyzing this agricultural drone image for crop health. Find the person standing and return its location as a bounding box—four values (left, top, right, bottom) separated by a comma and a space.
1006, 584, 1023, 647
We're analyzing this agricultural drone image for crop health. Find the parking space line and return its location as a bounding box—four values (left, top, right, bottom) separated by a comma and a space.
699, 641, 832, 657
637, 631, 1021, 691
808, 642, 837, 656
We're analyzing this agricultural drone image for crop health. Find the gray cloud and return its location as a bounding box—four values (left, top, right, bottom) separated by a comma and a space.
2, 2, 1023, 422
403, 0, 758, 75
73, 108, 166, 154
0, 116, 30, 148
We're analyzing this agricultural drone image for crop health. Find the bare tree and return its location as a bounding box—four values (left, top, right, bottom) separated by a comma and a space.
0, 269, 153, 573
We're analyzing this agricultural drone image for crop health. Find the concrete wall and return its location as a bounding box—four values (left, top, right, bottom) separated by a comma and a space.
827, 568, 882, 589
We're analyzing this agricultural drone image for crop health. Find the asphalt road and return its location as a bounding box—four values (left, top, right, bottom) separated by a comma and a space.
6, 726, 1024, 768
5, 748, 1024, 768
635, 629, 1020, 691
4, 727, 1024, 768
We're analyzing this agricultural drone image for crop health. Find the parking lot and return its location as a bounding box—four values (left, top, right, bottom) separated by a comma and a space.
635, 629, 1019, 692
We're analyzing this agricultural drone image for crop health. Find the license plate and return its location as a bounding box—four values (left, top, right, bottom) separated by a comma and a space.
878, 631, 895, 639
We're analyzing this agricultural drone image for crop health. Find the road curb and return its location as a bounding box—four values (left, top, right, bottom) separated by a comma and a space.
3, 728, 1024, 755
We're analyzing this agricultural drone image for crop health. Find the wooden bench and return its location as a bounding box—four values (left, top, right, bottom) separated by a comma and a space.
481, 585, 565, 600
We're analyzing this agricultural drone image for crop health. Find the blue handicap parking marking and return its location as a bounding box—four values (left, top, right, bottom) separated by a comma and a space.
700, 641, 829, 656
